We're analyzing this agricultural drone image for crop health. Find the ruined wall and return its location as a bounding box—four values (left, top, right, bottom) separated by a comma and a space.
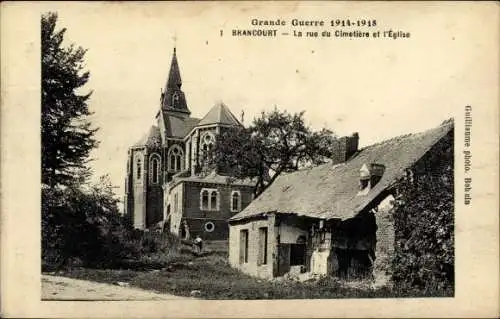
373, 196, 396, 286
279, 223, 309, 244
168, 183, 184, 236
310, 232, 333, 276
228, 216, 276, 279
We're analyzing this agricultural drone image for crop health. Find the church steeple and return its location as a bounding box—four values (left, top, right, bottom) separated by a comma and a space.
161, 47, 190, 115
166, 48, 182, 90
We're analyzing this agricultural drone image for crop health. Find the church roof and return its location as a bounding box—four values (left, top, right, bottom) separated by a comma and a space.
229, 119, 453, 222
165, 48, 182, 90
161, 48, 190, 115
197, 101, 242, 127
162, 112, 200, 138
133, 125, 162, 147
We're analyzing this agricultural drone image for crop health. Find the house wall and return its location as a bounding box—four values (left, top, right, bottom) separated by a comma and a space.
167, 181, 254, 240
181, 182, 254, 240
229, 216, 314, 279
279, 223, 309, 243
229, 216, 277, 279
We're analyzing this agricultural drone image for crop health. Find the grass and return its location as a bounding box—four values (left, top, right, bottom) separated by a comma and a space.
48, 249, 453, 299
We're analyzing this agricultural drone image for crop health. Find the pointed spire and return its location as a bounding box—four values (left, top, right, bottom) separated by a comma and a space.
166, 47, 182, 90
161, 47, 190, 115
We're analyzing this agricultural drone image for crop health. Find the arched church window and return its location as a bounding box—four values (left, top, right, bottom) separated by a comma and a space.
136, 158, 142, 179
168, 145, 184, 172
149, 154, 161, 184
231, 191, 241, 212
201, 132, 215, 161
172, 92, 179, 107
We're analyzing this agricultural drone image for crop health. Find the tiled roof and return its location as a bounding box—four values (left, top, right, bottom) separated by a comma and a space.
169, 170, 256, 189
162, 112, 200, 138
197, 101, 242, 127
230, 120, 454, 222
133, 125, 161, 147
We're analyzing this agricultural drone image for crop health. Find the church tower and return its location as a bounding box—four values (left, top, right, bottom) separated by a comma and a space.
125, 47, 255, 235
160, 48, 190, 116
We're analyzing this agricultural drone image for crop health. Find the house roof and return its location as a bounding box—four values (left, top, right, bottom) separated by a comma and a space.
197, 101, 242, 127
168, 170, 256, 189
133, 125, 161, 147
162, 112, 200, 138
229, 120, 453, 222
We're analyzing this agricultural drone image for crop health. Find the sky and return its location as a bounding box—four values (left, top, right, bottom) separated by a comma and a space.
1, 3, 499, 311
42, 2, 497, 202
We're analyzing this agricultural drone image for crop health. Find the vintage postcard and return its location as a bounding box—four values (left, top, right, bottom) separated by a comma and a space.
1, 1, 499, 318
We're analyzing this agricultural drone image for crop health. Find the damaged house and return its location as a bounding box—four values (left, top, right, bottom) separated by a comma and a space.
228, 120, 453, 283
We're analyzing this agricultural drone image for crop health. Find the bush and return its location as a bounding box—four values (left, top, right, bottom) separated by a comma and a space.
42, 182, 187, 271
42, 177, 138, 270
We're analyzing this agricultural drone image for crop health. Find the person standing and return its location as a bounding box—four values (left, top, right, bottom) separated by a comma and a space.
194, 235, 203, 254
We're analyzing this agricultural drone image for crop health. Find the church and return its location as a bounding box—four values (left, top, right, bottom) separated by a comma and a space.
124, 48, 255, 240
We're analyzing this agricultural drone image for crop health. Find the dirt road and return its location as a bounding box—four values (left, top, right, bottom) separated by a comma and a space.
42, 275, 192, 300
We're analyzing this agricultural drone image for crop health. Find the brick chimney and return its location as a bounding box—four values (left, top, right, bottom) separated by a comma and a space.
331, 132, 359, 165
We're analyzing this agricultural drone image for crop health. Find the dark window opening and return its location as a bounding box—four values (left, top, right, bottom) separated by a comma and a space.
151, 157, 159, 183
335, 248, 374, 279
201, 190, 209, 210
360, 178, 369, 190
240, 229, 249, 264
258, 227, 268, 265
210, 191, 218, 210
202, 144, 208, 161
136, 159, 142, 179
175, 154, 182, 171
232, 192, 240, 211
204, 222, 215, 232
180, 223, 187, 239
290, 244, 306, 266
172, 92, 179, 107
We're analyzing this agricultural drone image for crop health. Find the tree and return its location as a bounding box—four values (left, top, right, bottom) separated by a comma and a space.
40, 13, 132, 270
42, 174, 137, 269
41, 12, 98, 188
391, 129, 454, 293
211, 108, 337, 196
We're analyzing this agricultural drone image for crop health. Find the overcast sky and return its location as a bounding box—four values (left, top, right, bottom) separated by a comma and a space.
42, 2, 496, 200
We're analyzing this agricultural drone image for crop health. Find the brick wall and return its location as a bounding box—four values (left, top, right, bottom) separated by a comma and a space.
178, 181, 254, 240
331, 133, 359, 165
374, 199, 395, 286
182, 182, 253, 220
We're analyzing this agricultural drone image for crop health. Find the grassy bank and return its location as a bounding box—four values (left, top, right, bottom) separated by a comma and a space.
51, 251, 452, 300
